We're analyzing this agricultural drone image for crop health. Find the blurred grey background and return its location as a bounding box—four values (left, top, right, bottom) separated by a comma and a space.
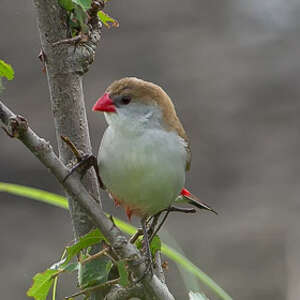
1, 0, 300, 299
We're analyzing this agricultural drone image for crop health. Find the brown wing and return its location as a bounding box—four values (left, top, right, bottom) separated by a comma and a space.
163, 109, 192, 171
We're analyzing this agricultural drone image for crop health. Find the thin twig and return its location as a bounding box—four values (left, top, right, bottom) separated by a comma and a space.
80, 248, 107, 265
65, 278, 119, 299
61, 135, 83, 161
150, 211, 170, 243
52, 35, 82, 47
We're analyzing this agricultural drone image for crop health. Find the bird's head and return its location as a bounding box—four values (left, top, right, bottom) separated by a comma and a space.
93, 77, 180, 129
93, 77, 191, 169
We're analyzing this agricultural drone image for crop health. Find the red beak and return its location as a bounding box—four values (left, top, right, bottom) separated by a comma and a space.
93, 93, 116, 113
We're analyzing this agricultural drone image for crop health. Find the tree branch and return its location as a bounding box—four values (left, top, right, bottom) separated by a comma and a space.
104, 284, 150, 300
0, 100, 175, 300
32, 0, 102, 240
32, 0, 103, 297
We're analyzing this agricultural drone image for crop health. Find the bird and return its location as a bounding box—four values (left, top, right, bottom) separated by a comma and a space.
92, 78, 216, 233
57, 77, 217, 275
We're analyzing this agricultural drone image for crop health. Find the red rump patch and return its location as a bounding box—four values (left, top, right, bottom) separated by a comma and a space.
109, 192, 143, 221
113, 198, 120, 208
125, 206, 133, 221
181, 188, 191, 197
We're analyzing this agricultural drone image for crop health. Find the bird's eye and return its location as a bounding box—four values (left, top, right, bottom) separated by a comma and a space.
121, 95, 131, 105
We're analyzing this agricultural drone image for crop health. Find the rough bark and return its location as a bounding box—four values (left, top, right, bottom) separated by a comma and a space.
33, 0, 101, 240
32, 1, 104, 299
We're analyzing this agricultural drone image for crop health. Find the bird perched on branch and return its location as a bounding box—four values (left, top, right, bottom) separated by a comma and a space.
93, 78, 215, 220
92, 78, 216, 256
63, 77, 216, 275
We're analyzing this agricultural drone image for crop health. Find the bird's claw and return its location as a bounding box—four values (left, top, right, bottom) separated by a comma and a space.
61, 136, 103, 188
63, 153, 103, 188
134, 217, 154, 283
63, 154, 90, 183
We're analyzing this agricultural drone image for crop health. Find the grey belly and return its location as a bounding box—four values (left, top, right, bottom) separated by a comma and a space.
98, 128, 186, 215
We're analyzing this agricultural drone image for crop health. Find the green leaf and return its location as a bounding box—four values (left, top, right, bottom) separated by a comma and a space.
73, 0, 92, 11
0, 59, 14, 80
27, 269, 57, 300
64, 262, 79, 272
189, 291, 210, 300
3, 182, 232, 300
150, 235, 161, 257
64, 229, 105, 266
117, 261, 129, 287
97, 11, 119, 28
78, 257, 110, 289
50, 261, 78, 273
58, 0, 74, 11
135, 237, 143, 250
0, 182, 68, 209
49, 229, 105, 273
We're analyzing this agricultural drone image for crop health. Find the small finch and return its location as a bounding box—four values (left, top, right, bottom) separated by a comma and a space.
93, 77, 216, 222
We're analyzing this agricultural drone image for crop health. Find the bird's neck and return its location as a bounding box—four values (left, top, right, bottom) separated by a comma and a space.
104, 105, 165, 136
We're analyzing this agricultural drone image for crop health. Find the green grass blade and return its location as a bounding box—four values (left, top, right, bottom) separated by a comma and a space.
0, 182, 68, 209
0, 182, 232, 300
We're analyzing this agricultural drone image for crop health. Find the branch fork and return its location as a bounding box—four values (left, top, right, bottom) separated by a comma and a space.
2, 115, 28, 138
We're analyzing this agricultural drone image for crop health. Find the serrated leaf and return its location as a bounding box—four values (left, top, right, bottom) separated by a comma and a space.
117, 261, 129, 287
97, 11, 119, 28
27, 269, 57, 300
150, 235, 161, 257
78, 257, 110, 289
189, 291, 210, 300
73, 0, 92, 11
49, 229, 105, 272
0, 59, 14, 80
58, 0, 74, 11
64, 229, 105, 267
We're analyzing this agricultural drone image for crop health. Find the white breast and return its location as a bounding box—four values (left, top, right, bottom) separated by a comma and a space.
98, 122, 187, 216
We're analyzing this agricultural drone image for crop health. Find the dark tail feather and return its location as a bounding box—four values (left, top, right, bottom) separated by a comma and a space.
181, 188, 218, 215
186, 197, 218, 215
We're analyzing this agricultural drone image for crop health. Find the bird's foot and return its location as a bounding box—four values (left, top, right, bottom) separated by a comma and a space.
147, 206, 197, 243
61, 136, 103, 188
132, 217, 154, 284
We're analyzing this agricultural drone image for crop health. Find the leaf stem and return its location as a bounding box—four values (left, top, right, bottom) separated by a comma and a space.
65, 278, 119, 299
80, 248, 107, 265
